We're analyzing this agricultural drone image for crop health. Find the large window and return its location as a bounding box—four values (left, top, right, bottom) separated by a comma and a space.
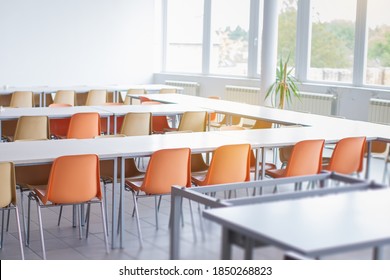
277, 0, 297, 70
209, 0, 250, 76
366, 0, 390, 86
165, 0, 204, 73
308, 0, 356, 83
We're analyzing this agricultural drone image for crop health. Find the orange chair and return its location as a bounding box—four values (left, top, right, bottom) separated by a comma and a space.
323, 137, 366, 175
125, 148, 191, 245
66, 112, 101, 139
0, 162, 24, 259
27, 154, 109, 259
48, 103, 73, 139
266, 139, 325, 178
191, 144, 251, 186
207, 96, 220, 123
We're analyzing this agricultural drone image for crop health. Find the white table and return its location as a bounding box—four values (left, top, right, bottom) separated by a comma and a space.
0, 106, 113, 136
203, 187, 390, 259
94, 104, 214, 134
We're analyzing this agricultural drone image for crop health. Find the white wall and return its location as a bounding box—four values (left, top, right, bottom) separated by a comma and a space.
0, 0, 155, 87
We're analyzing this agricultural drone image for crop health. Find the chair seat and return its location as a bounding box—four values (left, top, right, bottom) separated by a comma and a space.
250, 162, 277, 173
265, 168, 287, 178
32, 185, 48, 203
191, 174, 206, 186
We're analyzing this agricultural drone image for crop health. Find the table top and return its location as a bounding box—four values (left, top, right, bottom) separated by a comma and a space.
0, 132, 250, 165
93, 104, 213, 116
0, 106, 112, 120
0, 84, 182, 95
203, 187, 390, 257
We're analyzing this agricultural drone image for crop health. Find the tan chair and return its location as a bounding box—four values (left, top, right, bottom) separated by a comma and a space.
10, 91, 33, 108
14, 116, 50, 141
159, 88, 178, 94
210, 114, 242, 129
85, 90, 107, 106
124, 89, 146, 105
0, 162, 24, 259
53, 90, 75, 106
120, 112, 152, 136
166, 111, 207, 133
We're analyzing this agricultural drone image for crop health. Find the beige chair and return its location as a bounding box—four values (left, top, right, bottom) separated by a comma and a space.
14, 116, 50, 141
10, 91, 33, 108
0, 162, 24, 259
120, 112, 152, 136
124, 89, 146, 105
85, 90, 107, 106
159, 88, 177, 94
210, 114, 242, 129
53, 90, 75, 106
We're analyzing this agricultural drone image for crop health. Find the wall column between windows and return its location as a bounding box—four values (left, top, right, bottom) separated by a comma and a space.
260, 0, 279, 106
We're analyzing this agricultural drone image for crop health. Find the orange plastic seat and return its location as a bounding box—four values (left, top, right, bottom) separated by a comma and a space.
48, 103, 73, 139
266, 139, 325, 179
28, 154, 109, 259
0, 162, 24, 259
323, 137, 366, 175
125, 148, 191, 245
191, 144, 251, 186
66, 112, 101, 139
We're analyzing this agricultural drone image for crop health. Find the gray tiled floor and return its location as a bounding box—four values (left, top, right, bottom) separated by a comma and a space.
1, 149, 390, 260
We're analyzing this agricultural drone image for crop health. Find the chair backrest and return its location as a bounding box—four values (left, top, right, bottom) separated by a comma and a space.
140, 100, 170, 133
326, 137, 366, 174
219, 115, 242, 126
120, 112, 152, 136
159, 88, 177, 94
54, 90, 75, 106
284, 139, 325, 177
67, 112, 101, 139
85, 90, 107, 106
14, 116, 50, 141
141, 148, 191, 194
124, 89, 146, 105
202, 144, 251, 185
41, 154, 101, 205
10, 91, 33, 108
178, 111, 207, 132
0, 162, 16, 207
251, 119, 273, 129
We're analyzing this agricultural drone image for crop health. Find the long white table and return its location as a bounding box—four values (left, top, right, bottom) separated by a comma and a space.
93, 104, 214, 134
0, 106, 113, 136
203, 186, 390, 259
0, 84, 183, 106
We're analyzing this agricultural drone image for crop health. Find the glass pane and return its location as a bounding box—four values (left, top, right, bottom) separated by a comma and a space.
210, 0, 250, 76
277, 0, 297, 68
308, 0, 356, 83
366, 0, 390, 86
166, 0, 204, 73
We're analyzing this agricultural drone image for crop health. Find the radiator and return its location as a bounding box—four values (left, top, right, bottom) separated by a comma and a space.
225, 85, 260, 105
369, 98, 390, 124
165, 80, 199, 96
288, 92, 336, 116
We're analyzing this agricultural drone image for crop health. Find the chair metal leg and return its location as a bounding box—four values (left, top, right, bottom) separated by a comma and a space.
154, 196, 159, 230
36, 203, 46, 260
131, 192, 143, 247
27, 193, 32, 246
100, 201, 110, 254
77, 204, 83, 240
57, 206, 63, 226
103, 183, 109, 234
85, 203, 91, 239
14, 207, 25, 260
19, 189, 28, 246
1, 210, 4, 249
6, 208, 10, 231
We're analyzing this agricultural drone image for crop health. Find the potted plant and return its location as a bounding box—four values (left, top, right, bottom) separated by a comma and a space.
265, 55, 301, 109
